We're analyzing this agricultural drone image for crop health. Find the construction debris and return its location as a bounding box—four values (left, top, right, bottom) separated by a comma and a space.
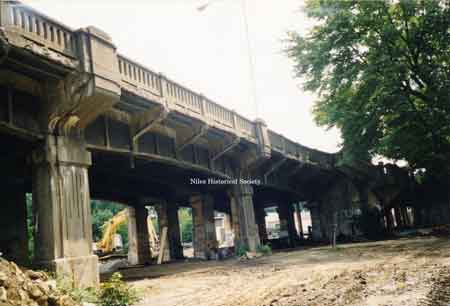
0, 258, 80, 306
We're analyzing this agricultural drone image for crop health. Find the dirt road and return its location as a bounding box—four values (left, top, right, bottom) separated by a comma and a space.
127, 236, 450, 306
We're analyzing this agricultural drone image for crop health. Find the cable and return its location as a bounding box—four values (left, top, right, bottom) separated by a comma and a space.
240, 0, 259, 119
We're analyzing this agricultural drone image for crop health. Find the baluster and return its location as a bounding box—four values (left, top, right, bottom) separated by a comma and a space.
0, 2, 13, 27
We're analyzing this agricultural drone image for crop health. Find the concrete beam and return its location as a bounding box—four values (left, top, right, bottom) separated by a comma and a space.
211, 136, 240, 162
177, 124, 209, 153
264, 157, 287, 184
132, 105, 169, 142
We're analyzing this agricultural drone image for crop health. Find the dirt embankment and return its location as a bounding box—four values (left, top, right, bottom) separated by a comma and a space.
129, 236, 450, 306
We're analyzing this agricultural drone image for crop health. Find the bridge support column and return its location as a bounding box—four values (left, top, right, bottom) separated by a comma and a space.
229, 185, 260, 253
31, 136, 98, 287
394, 206, 404, 229
167, 204, 183, 260
384, 207, 395, 232
309, 203, 323, 241
128, 206, 152, 265
0, 184, 28, 265
401, 207, 410, 227
254, 204, 268, 243
156, 203, 183, 261
277, 203, 298, 247
190, 195, 217, 260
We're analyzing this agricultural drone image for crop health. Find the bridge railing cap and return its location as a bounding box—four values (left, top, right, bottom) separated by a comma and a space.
78, 26, 116, 47
254, 118, 267, 125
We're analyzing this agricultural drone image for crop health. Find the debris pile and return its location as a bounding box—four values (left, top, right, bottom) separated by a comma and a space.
0, 258, 80, 306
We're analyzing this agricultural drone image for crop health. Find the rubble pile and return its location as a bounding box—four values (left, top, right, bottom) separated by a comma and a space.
0, 258, 80, 306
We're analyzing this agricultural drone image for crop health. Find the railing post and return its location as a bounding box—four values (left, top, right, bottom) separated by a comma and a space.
254, 118, 271, 158
231, 111, 237, 130
159, 73, 171, 108
199, 94, 206, 117
73, 26, 121, 127
281, 136, 287, 154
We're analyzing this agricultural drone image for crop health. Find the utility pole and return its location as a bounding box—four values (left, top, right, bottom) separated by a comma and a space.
197, 0, 259, 119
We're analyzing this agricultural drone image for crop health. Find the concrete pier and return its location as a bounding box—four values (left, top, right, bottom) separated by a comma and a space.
128, 205, 152, 265
254, 204, 268, 243
277, 202, 298, 247
229, 184, 261, 253
191, 195, 217, 259
31, 136, 99, 287
156, 202, 183, 261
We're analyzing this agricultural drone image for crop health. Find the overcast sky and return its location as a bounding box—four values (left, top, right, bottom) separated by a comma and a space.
24, 0, 341, 153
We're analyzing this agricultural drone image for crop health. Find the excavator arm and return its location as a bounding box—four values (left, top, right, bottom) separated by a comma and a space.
96, 208, 160, 256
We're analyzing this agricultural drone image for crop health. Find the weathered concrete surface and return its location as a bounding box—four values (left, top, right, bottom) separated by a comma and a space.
31, 136, 99, 287
156, 202, 183, 261
308, 177, 362, 242
277, 202, 298, 247
128, 205, 152, 265
191, 195, 217, 259
254, 203, 268, 243
229, 184, 261, 252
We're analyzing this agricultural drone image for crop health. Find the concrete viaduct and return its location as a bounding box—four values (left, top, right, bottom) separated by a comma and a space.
0, 1, 410, 287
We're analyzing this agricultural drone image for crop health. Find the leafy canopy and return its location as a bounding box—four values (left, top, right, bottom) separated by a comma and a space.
287, 0, 450, 176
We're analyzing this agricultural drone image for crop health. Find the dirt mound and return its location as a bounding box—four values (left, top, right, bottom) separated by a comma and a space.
0, 258, 80, 306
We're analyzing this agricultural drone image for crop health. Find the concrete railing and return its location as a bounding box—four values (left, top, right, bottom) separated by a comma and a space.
268, 130, 334, 166
118, 51, 257, 140
118, 55, 162, 96
2, 0, 334, 168
235, 113, 257, 139
204, 97, 234, 128
1, 1, 77, 58
165, 77, 203, 114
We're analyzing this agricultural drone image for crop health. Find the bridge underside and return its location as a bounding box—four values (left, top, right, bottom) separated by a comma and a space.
0, 0, 425, 288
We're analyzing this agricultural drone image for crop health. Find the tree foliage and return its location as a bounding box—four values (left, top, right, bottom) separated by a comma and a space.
287, 0, 450, 177
178, 207, 193, 243
91, 200, 126, 242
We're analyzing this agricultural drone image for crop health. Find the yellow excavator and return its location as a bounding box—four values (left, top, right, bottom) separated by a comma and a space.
96, 209, 159, 257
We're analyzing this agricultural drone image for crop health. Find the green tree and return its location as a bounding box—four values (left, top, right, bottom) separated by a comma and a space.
91, 200, 126, 243
287, 0, 450, 178
178, 208, 193, 243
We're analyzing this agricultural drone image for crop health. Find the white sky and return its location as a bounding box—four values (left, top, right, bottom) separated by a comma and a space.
24, 0, 341, 153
